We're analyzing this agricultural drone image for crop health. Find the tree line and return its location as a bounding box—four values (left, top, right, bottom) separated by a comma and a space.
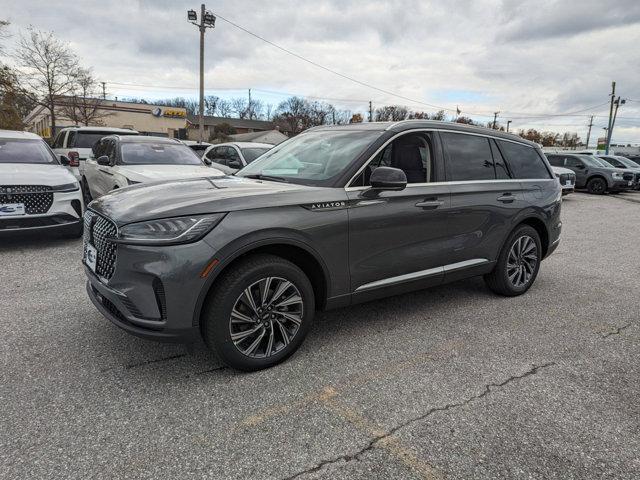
0, 22, 582, 147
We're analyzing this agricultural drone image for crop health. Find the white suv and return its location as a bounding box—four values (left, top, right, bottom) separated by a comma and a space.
83, 135, 224, 201
52, 126, 139, 180
0, 130, 83, 237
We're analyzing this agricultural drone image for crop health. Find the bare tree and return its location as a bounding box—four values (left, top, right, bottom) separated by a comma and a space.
230, 97, 249, 118
59, 68, 112, 126
217, 99, 232, 117
15, 27, 80, 137
374, 105, 408, 122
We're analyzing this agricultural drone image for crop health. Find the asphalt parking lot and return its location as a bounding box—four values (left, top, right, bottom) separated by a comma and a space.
1, 192, 639, 480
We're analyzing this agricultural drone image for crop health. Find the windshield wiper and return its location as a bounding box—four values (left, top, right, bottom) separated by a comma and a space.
242, 173, 289, 183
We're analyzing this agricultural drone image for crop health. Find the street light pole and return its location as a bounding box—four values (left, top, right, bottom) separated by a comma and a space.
506, 120, 512, 133
188, 5, 216, 144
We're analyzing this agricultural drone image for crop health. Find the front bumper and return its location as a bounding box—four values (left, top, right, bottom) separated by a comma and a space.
84, 237, 217, 343
0, 190, 82, 233
610, 179, 633, 191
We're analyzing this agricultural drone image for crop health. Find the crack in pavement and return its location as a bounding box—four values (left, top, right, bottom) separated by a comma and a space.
282, 362, 556, 480
100, 353, 186, 372
602, 323, 632, 338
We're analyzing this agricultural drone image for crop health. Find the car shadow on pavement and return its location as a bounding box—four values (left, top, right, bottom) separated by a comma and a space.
0, 231, 81, 252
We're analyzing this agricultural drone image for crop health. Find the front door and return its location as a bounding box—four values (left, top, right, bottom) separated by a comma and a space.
347, 131, 451, 299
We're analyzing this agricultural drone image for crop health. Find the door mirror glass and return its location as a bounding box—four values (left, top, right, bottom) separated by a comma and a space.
97, 155, 111, 166
203, 157, 212, 166
369, 167, 407, 191
59, 154, 70, 166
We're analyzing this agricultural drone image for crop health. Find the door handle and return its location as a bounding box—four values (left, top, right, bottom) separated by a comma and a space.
415, 199, 444, 209
497, 193, 514, 203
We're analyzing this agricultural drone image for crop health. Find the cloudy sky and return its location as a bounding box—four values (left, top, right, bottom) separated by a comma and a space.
2, 0, 640, 143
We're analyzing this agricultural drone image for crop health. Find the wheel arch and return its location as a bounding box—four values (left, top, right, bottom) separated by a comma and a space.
586, 174, 608, 187
519, 217, 550, 258
194, 238, 330, 328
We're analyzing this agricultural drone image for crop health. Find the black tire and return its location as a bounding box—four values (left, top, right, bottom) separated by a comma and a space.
82, 177, 93, 205
484, 225, 542, 296
586, 177, 607, 195
201, 254, 315, 371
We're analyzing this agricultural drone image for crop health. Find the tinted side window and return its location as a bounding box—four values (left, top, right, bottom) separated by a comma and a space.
67, 131, 77, 148
53, 132, 66, 148
442, 132, 494, 181
498, 141, 551, 179
546, 155, 564, 167
489, 139, 511, 179
565, 156, 583, 168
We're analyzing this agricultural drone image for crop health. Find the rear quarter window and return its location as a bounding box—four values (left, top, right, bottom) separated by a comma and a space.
497, 141, 551, 179
441, 132, 495, 181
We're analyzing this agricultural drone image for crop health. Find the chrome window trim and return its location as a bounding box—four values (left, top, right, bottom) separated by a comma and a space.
345, 178, 552, 192
355, 258, 490, 292
346, 128, 541, 189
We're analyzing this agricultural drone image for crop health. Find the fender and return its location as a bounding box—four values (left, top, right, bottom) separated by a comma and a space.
192, 230, 332, 327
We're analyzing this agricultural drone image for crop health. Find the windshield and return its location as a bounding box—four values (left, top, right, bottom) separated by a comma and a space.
596, 157, 616, 167
73, 131, 137, 149
121, 143, 203, 165
584, 156, 610, 168
0, 139, 57, 164
237, 130, 381, 185
613, 156, 639, 168
241, 147, 270, 163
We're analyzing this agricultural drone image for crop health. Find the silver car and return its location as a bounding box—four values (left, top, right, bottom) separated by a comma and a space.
202, 142, 272, 174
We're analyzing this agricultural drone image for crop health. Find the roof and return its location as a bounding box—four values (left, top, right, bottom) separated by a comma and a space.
58, 126, 139, 134
0, 130, 42, 140
187, 114, 275, 130
230, 130, 288, 143
110, 135, 182, 144
215, 142, 274, 149
308, 120, 538, 147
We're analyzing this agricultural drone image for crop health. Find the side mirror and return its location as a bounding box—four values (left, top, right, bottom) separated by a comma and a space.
59, 154, 70, 166
369, 167, 407, 191
203, 158, 212, 166
575, 164, 585, 170
97, 155, 111, 166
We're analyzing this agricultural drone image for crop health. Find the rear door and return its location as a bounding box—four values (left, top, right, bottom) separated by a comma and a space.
347, 130, 450, 299
441, 132, 527, 277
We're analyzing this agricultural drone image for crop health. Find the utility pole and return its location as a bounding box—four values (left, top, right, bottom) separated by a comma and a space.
585, 115, 594, 149
187, 5, 216, 143
101, 82, 106, 100
492, 111, 499, 129
248, 88, 252, 119
368, 101, 373, 122
506, 120, 512, 133
609, 97, 626, 152
605, 81, 616, 154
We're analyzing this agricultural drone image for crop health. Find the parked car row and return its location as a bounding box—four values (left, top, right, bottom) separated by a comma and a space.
546, 152, 639, 194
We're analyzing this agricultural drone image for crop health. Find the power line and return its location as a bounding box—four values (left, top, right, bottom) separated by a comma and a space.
211, 11, 488, 116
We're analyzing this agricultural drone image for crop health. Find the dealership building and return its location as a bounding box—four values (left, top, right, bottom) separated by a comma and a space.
24, 98, 188, 139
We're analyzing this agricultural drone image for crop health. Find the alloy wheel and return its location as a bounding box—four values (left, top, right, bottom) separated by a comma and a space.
506, 235, 538, 288
229, 276, 304, 358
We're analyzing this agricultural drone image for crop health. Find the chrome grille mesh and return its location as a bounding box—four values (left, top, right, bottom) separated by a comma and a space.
83, 210, 118, 280
0, 185, 53, 214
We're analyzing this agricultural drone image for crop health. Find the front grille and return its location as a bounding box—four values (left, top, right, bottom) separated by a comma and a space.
83, 210, 118, 280
623, 172, 633, 181
0, 185, 53, 214
634, 173, 640, 184
559, 173, 575, 185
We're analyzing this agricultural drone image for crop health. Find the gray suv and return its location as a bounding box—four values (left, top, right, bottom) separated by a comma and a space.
546, 153, 635, 194
84, 121, 562, 371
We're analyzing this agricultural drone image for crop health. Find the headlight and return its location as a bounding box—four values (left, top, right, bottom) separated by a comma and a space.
51, 182, 80, 192
115, 213, 226, 245
611, 172, 624, 180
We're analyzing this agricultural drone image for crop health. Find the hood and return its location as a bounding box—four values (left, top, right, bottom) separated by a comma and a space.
551, 166, 574, 175
90, 176, 323, 226
0, 163, 77, 186
118, 164, 225, 183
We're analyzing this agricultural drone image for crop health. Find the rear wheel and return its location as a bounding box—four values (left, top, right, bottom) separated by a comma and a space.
201, 254, 315, 371
484, 225, 542, 296
586, 177, 607, 195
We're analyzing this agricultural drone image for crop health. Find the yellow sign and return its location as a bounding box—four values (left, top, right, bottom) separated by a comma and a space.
163, 109, 186, 118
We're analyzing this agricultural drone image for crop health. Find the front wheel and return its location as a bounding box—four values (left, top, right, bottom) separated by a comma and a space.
201, 254, 315, 371
586, 177, 607, 195
484, 225, 542, 296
